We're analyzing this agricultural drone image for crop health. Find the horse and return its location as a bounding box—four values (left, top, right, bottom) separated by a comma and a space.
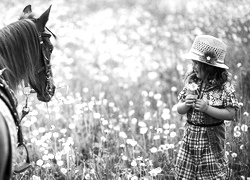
0, 5, 56, 179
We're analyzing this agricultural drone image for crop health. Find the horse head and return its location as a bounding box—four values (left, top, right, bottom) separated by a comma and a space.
21, 5, 56, 102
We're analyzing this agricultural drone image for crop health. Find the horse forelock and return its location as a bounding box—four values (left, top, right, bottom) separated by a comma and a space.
0, 19, 41, 91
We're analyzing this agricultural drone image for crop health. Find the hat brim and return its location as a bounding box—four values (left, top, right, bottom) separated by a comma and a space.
182, 52, 229, 69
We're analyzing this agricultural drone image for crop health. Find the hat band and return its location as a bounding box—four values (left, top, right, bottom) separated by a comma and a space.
190, 50, 225, 65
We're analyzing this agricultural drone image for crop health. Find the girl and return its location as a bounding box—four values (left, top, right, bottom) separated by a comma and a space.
175, 35, 239, 179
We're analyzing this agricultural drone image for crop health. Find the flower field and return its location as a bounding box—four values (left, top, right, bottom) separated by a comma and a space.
0, 0, 249, 179
13, 82, 250, 180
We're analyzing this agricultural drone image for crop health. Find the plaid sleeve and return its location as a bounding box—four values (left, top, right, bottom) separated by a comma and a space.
178, 86, 187, 102
222, 82, 239, 110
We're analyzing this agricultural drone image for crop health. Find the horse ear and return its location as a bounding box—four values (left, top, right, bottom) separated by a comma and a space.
37, 5, 52, 29
23, 5, 32, 14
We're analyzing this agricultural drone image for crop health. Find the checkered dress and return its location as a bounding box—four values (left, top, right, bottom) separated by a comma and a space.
175, 81, 238, 180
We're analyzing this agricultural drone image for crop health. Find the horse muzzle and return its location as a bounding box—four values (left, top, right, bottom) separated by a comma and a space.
37, 84, 55, 102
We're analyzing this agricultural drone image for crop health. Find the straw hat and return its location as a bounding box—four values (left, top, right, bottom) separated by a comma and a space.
182, 35, 229, 69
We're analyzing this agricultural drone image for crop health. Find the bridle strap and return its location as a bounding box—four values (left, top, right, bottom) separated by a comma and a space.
37, 33, 51, 72
36, 31, 55, 95
36, 64, 51, 75
45, 27, 56, 39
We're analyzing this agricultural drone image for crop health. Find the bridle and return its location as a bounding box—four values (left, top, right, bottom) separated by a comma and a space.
35, 29, 55, 98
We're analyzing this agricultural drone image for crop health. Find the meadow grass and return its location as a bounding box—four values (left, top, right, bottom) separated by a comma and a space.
12, 87, 250, 180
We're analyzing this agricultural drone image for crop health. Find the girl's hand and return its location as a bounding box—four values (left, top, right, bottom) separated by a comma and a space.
185, 94, 197, 107
194, 99, 208, 112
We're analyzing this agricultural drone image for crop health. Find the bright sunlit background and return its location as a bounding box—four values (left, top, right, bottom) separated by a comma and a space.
0, 0, 250, 179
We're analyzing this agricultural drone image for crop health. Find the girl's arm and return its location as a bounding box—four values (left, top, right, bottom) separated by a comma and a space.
177, 94, 197, 114
195, 99, 236, 120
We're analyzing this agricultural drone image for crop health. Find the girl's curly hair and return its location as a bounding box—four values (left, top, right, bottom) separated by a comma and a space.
185, 61, 231, 90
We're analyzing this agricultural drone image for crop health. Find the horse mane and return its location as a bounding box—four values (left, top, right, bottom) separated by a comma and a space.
0, 19, 41, 91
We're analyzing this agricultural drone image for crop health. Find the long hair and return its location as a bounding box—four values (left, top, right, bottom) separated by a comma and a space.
185, 61, 231, 90
0, 19, 41, 91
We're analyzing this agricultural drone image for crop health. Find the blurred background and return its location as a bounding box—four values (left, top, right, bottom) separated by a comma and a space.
1, 0, 250, 179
